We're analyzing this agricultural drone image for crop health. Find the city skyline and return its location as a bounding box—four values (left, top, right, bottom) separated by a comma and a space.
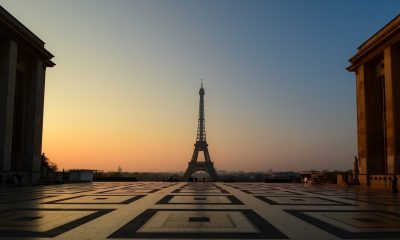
1, 0, 399, 172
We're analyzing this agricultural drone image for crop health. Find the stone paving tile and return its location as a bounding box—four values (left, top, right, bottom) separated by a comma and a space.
0, 182, 399, 239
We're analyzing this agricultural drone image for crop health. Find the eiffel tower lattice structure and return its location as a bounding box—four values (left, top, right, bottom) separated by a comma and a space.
183, 81, 218, 181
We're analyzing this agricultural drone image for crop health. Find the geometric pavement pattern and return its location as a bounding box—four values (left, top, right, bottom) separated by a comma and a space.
0, 182, 399, 239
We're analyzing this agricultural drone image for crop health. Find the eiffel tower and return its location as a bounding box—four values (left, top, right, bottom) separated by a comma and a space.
183, 81, 218, 181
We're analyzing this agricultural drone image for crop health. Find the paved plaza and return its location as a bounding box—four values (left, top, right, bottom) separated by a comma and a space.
0, 182, 399, 239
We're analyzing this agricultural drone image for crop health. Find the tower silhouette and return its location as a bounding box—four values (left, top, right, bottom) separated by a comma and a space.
183, 81, 218, 181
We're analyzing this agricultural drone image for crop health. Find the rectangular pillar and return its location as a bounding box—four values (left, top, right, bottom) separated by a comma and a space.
383, 47, 396, 174
390, 43, 400, 174
356, 64, 368, 175
0, 39, 17, 171
24, 59, 45, 182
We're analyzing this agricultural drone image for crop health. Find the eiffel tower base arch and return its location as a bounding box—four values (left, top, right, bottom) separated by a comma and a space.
183, 161, 218, 181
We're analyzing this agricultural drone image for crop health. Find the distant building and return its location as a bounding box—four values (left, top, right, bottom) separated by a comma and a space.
300, 171, 322, 184
69, 170, 94, 182
0, 6, 55, 185
348, 15, 400, 190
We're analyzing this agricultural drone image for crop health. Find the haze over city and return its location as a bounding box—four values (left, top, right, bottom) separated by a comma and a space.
1, 0, 399, 172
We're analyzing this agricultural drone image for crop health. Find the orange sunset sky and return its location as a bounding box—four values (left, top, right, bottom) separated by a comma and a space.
2, 1, 398, 172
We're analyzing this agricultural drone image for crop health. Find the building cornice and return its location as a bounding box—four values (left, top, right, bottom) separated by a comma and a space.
0, 6, 55, 67
347, 15, 400, 72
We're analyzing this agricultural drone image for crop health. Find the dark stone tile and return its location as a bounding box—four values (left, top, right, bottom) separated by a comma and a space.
285, 209, 400, 239
14, 216, 42, 221
188, 216, 210, 222
0, 208, 113, 238
109, 209, 288, 239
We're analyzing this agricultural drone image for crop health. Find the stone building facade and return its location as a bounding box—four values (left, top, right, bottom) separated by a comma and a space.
0, 6, 54, 185
348, 15, 400, 189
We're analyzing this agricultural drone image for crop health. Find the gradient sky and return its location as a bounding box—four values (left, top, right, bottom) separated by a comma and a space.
1, 0, 399, 172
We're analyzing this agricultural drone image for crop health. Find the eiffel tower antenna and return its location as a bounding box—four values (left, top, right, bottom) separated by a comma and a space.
183, 80, 218, 181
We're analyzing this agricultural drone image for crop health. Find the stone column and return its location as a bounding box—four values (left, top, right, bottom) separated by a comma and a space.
24, 59, 46, 183
392, 44, 400, 174
356, 64, 368, 175
0, 40, 17, 171
383, 47, 396, 174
